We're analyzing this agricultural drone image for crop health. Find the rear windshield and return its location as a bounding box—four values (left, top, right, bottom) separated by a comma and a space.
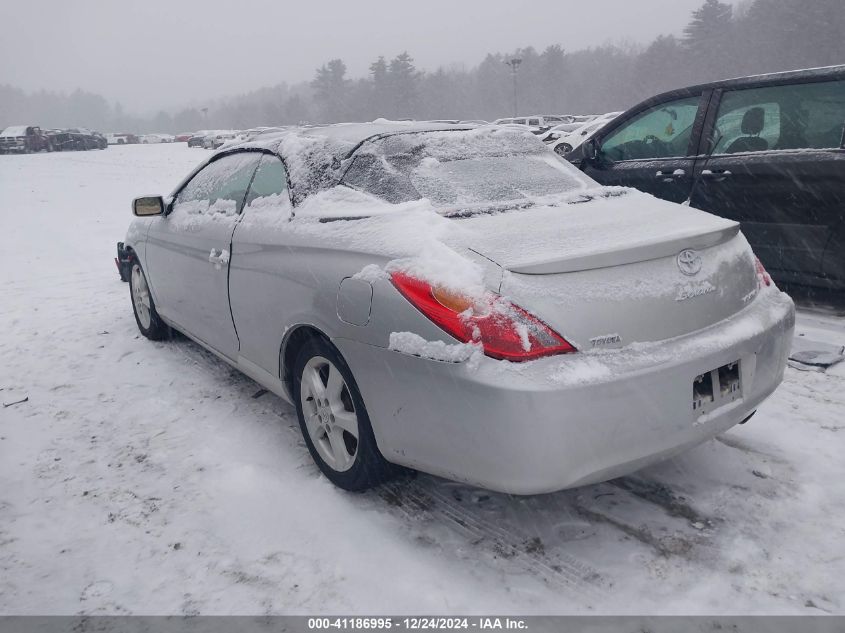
340, 129, 587, 211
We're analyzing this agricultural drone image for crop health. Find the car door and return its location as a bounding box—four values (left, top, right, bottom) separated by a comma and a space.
690, 79, 845, 285
145, 151, 262, 359
582, 93, 707, 203
228, 154, 294, 376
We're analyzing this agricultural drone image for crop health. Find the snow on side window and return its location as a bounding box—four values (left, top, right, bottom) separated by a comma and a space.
174, 153, 261, 216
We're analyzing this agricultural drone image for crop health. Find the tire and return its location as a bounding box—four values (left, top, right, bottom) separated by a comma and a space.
129, 260, 169, 340
293, 336, 396, 491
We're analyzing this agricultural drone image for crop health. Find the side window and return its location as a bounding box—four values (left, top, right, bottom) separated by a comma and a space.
244, 155, 289, 207
528, 118, 541, 127
174, 152, 261, 216
713, 80, 845, 154
600, 95, 701, 161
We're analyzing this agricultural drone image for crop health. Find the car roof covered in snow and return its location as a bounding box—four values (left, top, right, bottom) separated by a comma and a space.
234, 120, 478, 204
1, 125, 29, 137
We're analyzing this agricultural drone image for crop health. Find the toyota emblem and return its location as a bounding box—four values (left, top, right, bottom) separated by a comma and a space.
677, 249, 702, 276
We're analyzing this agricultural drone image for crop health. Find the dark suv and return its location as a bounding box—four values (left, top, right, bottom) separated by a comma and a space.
569, 65, 845, 291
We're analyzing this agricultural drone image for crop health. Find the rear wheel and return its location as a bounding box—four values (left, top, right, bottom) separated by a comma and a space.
293, 337, 395, 491
130, 261, 169, 340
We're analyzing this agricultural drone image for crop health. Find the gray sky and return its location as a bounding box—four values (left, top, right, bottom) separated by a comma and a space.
0, 0, 737, 114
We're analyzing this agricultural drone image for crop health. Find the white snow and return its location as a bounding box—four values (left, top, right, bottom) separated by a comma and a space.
1, 144, 844, 616
388, 331, 481, 363
1, 125, 28, 137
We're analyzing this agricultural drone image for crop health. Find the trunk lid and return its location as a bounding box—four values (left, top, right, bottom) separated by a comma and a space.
452, 190, 760, 347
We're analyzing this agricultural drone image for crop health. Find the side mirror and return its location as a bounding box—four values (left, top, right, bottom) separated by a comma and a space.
582, 137, 600, 163
133, 195, 164, 217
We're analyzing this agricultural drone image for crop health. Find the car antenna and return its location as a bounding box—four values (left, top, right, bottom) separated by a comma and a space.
684, 131, 723, 207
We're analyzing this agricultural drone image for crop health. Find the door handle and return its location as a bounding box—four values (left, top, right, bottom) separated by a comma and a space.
655, 169, 685, 181
701, 169, 732, 181
208, 248, 230, 268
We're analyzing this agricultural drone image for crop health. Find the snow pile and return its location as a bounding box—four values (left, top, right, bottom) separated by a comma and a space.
388, 331, 481, 363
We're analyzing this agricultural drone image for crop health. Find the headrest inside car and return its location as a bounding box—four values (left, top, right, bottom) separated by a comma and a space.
741, 107, 765, 135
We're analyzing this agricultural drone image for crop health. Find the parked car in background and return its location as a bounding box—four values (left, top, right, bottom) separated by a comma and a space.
44, 129, 74, 151
42, 128, 106, 151
540, 118, 599, 144
550, 112, 622, 155
139, 133, 174, 144
569, 65, 845, 292
146, 133, 175, 143
64, 128, 103, 150
0, 125, 52, 153
187, 133, 208, 148
91, 131, 108, 149
106, 133, 139, 145
175, 133, 193, 142
493, 115, 568, 131
120, 122, 793, 494
204, 131, 238, 149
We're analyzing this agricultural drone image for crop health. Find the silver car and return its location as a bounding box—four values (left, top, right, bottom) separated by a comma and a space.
124, 121, 795, 494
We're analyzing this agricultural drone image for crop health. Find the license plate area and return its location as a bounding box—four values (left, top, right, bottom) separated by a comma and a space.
693, 360, 742, 417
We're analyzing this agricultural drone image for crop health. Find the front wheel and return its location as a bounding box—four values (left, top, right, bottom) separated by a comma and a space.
130, 261, 169, 340
293, 337, 396, 491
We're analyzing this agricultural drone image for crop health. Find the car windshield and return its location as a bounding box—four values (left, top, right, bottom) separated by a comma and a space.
1, 126, 28, 136
340, 129, 587, 211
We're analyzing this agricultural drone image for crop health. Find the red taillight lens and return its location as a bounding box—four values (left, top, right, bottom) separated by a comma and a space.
390, 271, 577, 361
754, 256, 772, 287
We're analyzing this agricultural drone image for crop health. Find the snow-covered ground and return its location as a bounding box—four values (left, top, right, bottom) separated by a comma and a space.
1, 144, 843, 615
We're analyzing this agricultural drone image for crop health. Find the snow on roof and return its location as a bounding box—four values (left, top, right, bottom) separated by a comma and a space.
1, 126, 28, 137
244, 120, 479, 204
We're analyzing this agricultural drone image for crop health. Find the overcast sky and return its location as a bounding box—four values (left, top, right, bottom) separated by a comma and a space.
0, 0, 738, 114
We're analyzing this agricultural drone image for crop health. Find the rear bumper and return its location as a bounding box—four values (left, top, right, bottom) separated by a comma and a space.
336, 288, 795, 494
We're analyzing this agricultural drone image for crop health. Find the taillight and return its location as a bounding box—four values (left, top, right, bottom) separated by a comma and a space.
390, 271, 576, 361
754, 256, 772, 288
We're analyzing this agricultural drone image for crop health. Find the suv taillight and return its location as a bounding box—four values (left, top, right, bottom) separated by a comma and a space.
390, 271, 576, 362
754, 256, 772, 288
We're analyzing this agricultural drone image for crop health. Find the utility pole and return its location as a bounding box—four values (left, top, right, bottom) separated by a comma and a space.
504, 58, 522, 118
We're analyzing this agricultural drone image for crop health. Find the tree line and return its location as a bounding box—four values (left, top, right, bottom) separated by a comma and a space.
1, 0, 842, 134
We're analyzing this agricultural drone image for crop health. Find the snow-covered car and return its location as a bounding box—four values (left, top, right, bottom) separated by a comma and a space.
187, 132, 210, 148
551, 112, 623, 155
139, 133, 174, 144
493, 115, 567, 131
539, 117, 600, 143
106, 133, 139, 145
201, 131, 238, 150
0, 125, 51, 153
121, 122, 794, 495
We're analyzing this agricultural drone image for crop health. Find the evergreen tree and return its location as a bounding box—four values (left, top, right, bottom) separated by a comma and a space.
387, 52, 420, 119
311, 59, 349, 123
684, 0, 733, 52
369, 56, 390, 117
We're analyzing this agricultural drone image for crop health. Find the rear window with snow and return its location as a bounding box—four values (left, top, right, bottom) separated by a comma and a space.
340, 129, 587, 211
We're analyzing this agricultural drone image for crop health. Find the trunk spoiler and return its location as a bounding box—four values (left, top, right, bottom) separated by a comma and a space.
500, 222, 740, 275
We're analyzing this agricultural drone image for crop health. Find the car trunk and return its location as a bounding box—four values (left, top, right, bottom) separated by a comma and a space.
452, 190, 760, 348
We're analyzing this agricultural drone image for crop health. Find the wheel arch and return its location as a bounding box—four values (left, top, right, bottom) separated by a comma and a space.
280, 324, 333, 397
